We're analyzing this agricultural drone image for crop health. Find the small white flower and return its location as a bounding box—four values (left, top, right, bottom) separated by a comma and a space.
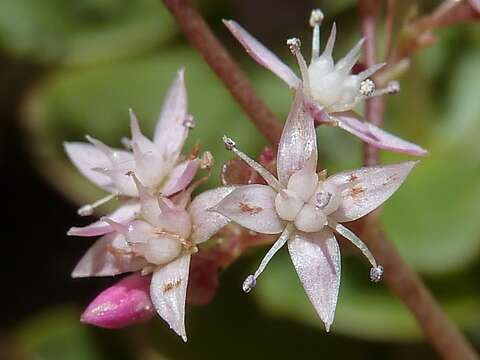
65, 69, 201, 237
71, 171, 236, 341
212, 90, 417, 331
224, 10, 428, 156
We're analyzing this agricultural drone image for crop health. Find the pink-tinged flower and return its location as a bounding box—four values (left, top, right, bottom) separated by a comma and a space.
72, 171, 235, 341
224, 10, 427, 156
212, 90, 417, 331
65, 69, 200, 236
80, 273, 155, 328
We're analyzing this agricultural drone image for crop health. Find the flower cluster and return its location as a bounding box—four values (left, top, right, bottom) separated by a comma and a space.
66, 10, 424, 340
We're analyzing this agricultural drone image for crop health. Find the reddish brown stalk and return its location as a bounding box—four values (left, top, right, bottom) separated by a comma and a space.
359, 0, 384, 166
163, 0, 282, 147
358, 0, 478, 358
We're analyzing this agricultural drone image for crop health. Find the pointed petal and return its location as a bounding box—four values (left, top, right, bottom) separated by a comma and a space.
277, 90, 318, 185
64, 142, 114, 192
334, 113, 428, 156
72, 233, 147, 277
161, 159, 200, 196
321, 23, 337, 58
288, 229, 341, 331
81, 273, 154, 328
150, 255, 191, 342
154, 69, 189, 165
336, 38, 365, 73
131, 174, 162, 227
189, 186, 236, 244
327, 161, 418, 222
212, 185, 285, 234
68, 201, 140, 237
223, 20, 300, 89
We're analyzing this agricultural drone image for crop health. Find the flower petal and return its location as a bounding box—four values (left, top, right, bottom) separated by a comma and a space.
212, 185, 285, 234
189, 186, 236, 244
333, 113, 428, 156
277, 89, 318, 185
67, 201, 140, 237
154, 69, 189, 166
72, 233, 147, 277
64, 142, 114, 192
223, 20, 300, 89
150, 254, 191, 342
288, 229, 341, 332
327, 161, 418, 222
161, 159, 200, 196
80, 273, 154, 329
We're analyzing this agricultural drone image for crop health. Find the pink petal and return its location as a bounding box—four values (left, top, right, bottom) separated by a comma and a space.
154, 69, 189, 166
223, 20, 300, 89
469, 0, 480, 13
81, 273, 154, 329
288, 229, 341, 332
277, 90, 318, 185
67, 201, 140, 237
211, 185, 285, 234
72, 233, 147, 278
327, 161, 418, 223
161, 159, 200, 196
188, 186, 236, 244
333, 113, 428, 156
64, 142, 115, 192
150, 255, 191, 342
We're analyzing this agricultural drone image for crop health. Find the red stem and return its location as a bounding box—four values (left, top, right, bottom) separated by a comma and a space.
163, 0, 282, 147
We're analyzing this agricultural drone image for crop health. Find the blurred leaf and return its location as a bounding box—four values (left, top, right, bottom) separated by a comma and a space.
15, 306, 100, 360
382, 146, 480, 275
22, 48, 271, 206
0, 0, 173, 66
255, 251, 480, 341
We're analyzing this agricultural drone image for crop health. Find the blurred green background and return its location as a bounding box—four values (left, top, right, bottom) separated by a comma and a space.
1, 0, 479, 359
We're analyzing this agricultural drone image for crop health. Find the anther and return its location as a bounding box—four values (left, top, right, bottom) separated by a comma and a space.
309, 9, 324, 27
121, 137, 132, 150
183, 114, 196, 129
315, 191, 332, 209
222, 135, 236, 150
200, 151, 214, 169
286, 37, 301, 54
242, 275, 256, 293
370, 265, 384, 283
78, 204, 94, 216
359, 79, 376, 96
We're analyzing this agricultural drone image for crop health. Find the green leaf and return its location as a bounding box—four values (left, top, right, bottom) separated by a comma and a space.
0, 0, 173, 66
255, 251, 480, 341
14, 306, 100, 360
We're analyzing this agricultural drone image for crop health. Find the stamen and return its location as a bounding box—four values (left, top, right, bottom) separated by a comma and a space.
242, 225, 291, 293
77, 193, 117, 216
360, 80, 400, 100
330, 221, 382, 282
286, 38, 310, 92
359, 79, 376, 96
183, 114, 196, 129
309, 9, 324, 61
121, 137, 132, 150
222, 136, 283, 192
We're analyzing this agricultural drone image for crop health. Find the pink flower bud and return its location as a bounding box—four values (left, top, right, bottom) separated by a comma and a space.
81, 273, 154, 329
